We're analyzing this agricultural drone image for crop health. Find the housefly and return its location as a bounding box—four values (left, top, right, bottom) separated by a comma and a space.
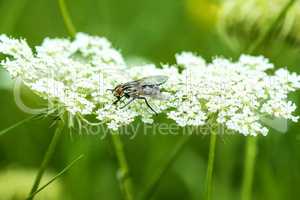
109, 75, 168, 114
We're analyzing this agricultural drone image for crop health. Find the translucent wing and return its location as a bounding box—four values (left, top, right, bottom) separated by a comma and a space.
135, 75, 168, 86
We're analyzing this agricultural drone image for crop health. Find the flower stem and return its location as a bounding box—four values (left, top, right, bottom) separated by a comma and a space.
205, 132, 217, 200
27, 121, 64, 200
140, 134, 191, 200
240, 2, 296, 200
26, 154, 84, 199
241, 136, 257, 200
0, 115, 35, 136
111, 133, 134, 200
57, 0, 76, 37
247, 0, 297, 53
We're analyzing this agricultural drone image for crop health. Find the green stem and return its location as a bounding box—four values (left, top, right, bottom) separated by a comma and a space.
0, 115, 35, 136
26, 154, 84, 199
247, 0, 297, 53
27, 121, 64, 200
241, 137, 257, 200
240, 2, 297, 200
205, 133, 217, 200
140, 134, 191, 200
111, 133, 134, 200
57, 0, 76, 37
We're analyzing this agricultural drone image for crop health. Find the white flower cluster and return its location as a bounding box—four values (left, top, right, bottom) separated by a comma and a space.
0, 33, 133, 129
1, 34, 299, 135
165, 52, 300, 136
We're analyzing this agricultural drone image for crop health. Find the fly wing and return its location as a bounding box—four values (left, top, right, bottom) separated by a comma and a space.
136, 75, 168, 86
121, 75, 168, 94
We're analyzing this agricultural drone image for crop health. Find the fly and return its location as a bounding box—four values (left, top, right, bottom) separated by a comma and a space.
109, 75, 168, 114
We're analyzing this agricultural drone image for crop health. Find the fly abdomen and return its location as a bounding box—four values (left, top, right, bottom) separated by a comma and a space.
141, 85, 160, 96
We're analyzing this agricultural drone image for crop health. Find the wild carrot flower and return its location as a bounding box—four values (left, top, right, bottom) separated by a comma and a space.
1, 34, 299, 135
0, 33, 134, 130
0, 33, 174, 130
165, 53, 300, 136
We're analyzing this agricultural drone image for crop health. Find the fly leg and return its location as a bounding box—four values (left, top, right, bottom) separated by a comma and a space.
113, 96, 123, 105
136, 97, 157, 114
120, 98, 135, 109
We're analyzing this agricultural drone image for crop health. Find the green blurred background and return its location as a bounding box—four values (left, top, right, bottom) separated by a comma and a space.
0, 0, 300, 199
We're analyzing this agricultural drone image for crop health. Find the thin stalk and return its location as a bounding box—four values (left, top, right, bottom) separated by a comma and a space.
26, 154, 84, 199
241, 137, 257, 200
205, 133, 217, 200
57, 0, 76, 37
247, 0, 297, 53
111, 133, 134, 200
240, 2, 297, 200
0, 115, 35, 136
27, 121, 64, 200
140, 134, 191, 200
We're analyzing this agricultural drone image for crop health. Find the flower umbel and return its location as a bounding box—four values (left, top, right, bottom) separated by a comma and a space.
165, 53, 300, 136
0, 33, 132, 130
0, 34, 299, 135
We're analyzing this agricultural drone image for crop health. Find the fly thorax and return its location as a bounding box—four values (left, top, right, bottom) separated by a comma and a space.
114, 85, 124, 97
